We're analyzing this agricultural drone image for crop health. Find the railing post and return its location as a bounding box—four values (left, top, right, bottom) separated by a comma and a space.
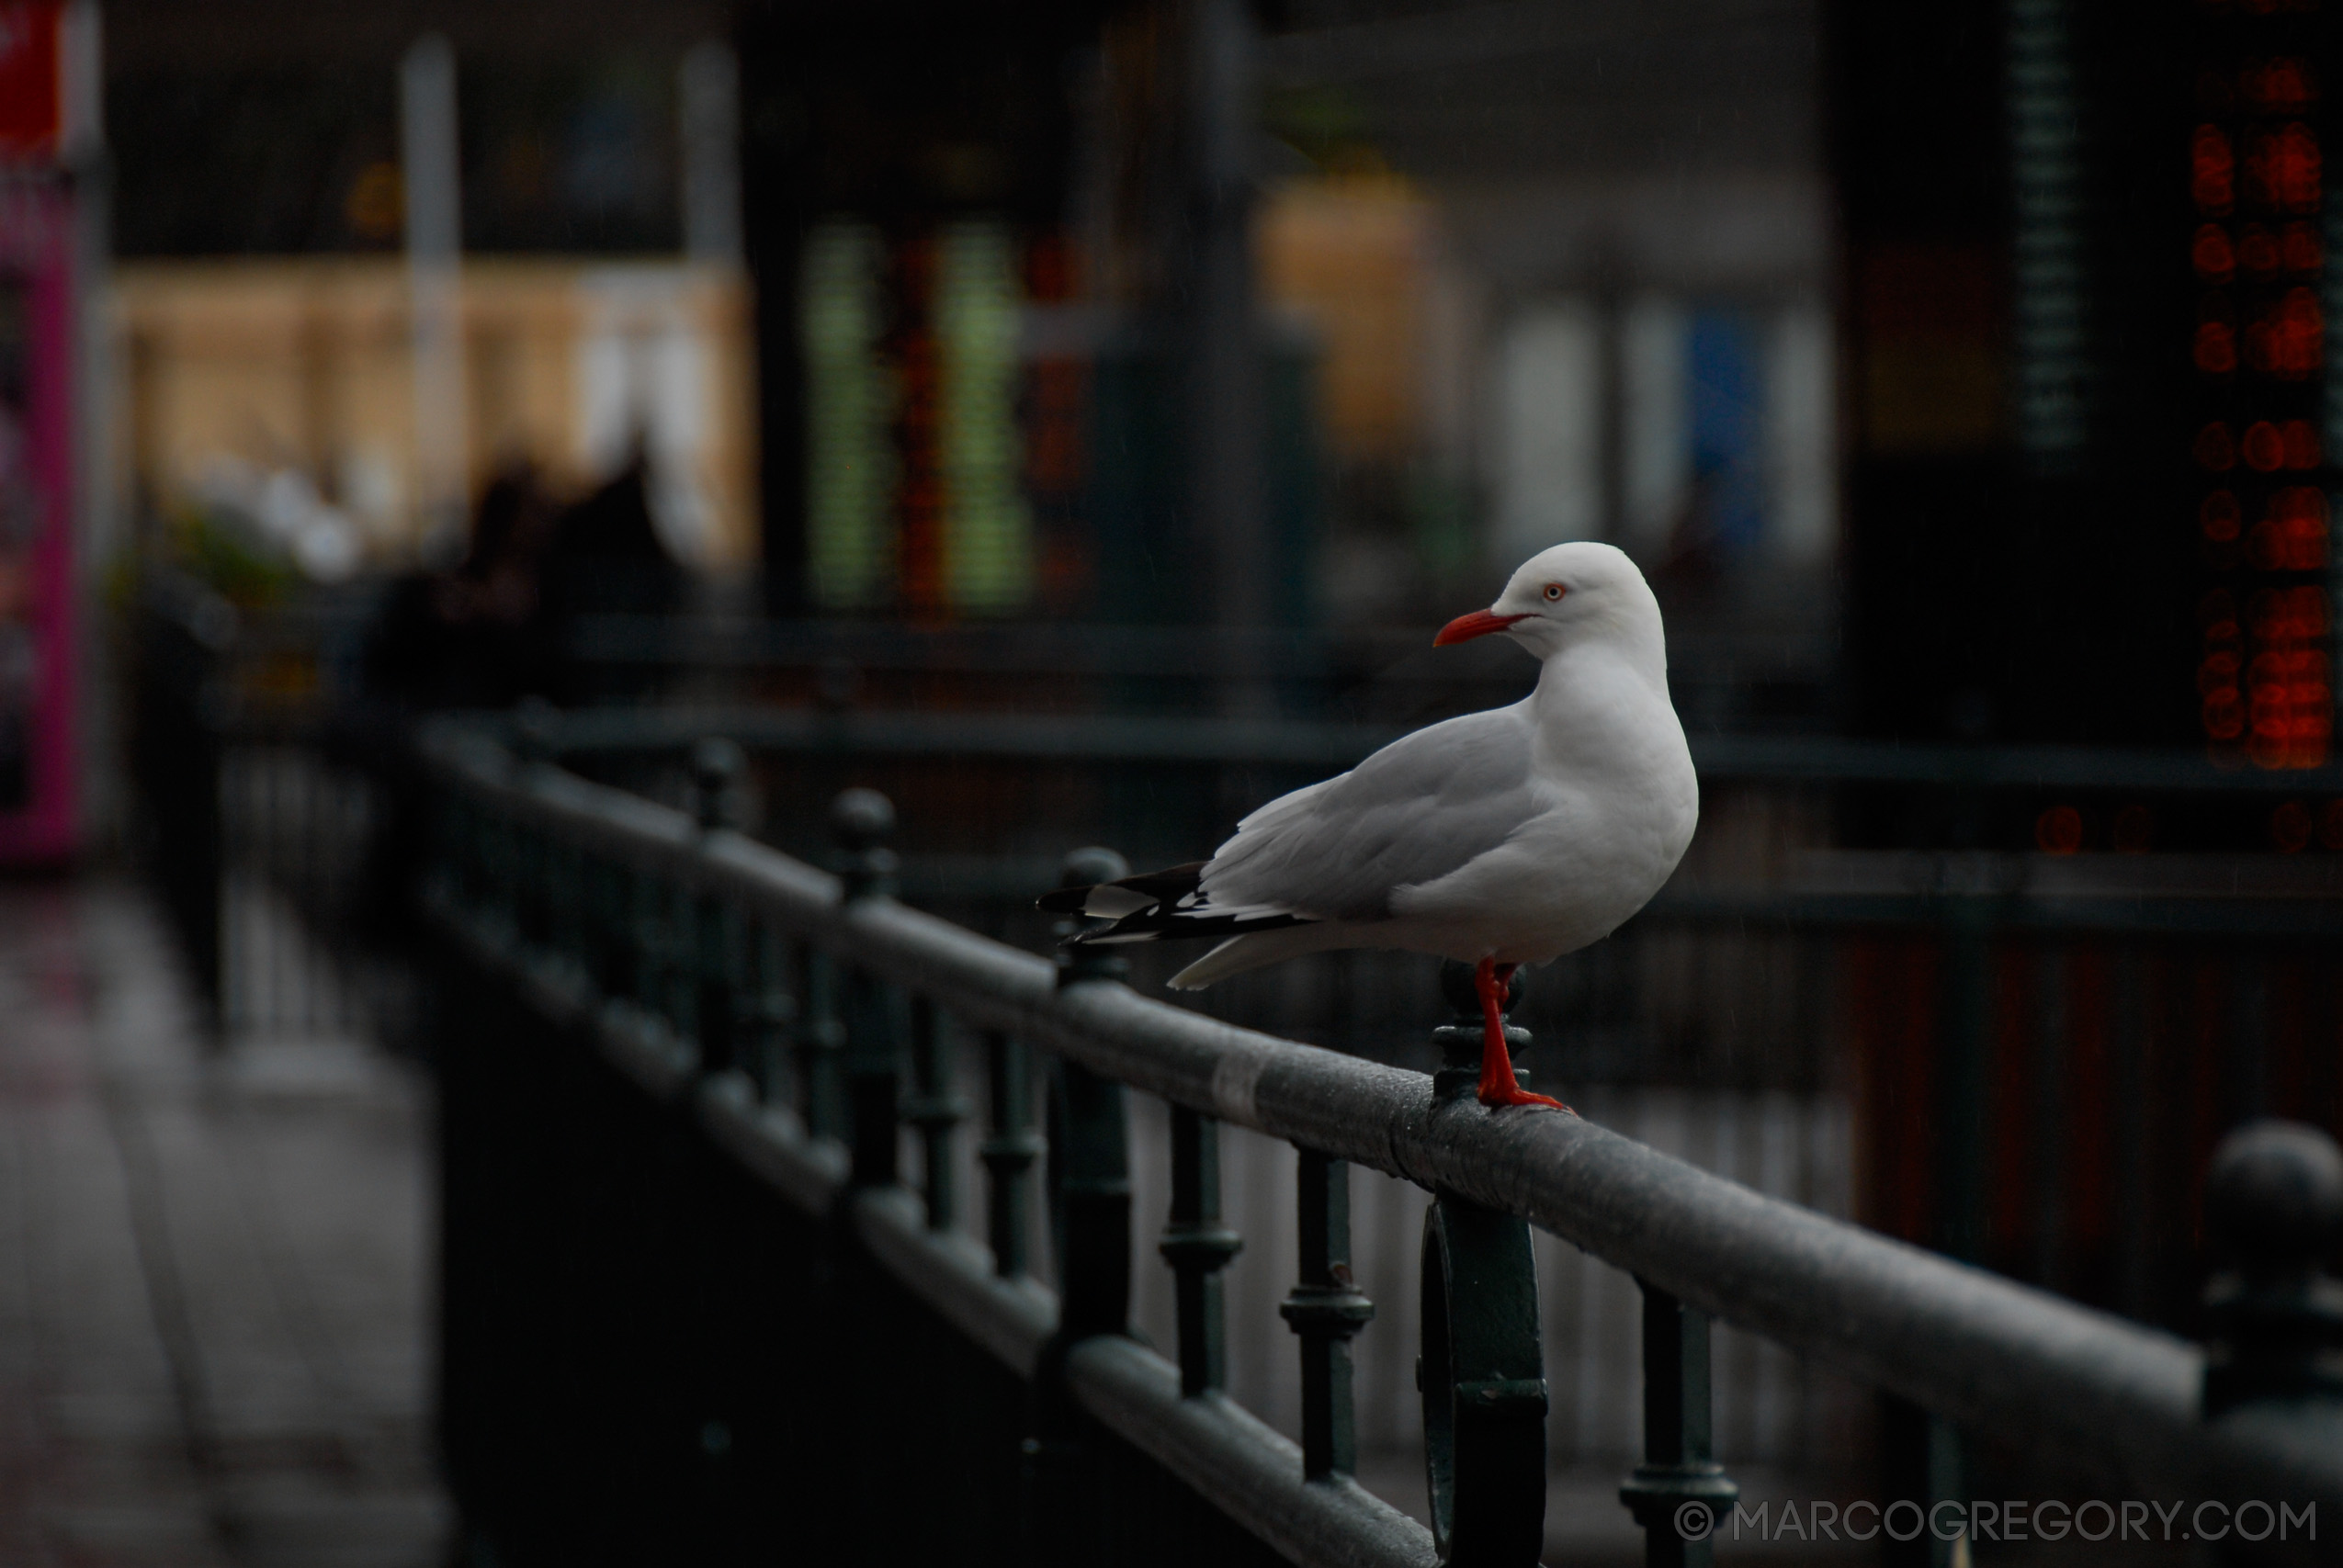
691, 739, 744, 1078
1282, 1149, 1372, 1477
587, 852, 627, 1000
903, 996, 968, 1231
1161, 1107, 1241, 1396
831, 788, 901, 1187
735, 920, 795, 1106
797, 941, 845, 1140
1421, 963, 1547, 1566
1619, 1280, 1738, 1568
2200, 1120, 2343, 1416
552, 840, 587, 985
628, 861, 662, 1018
981, 1030, 1041, 1278
507, 714, 555, 950
1047, 847, 1132, 1337
1025, 846, 1132, 1568
2200, 1121, 2343, 1568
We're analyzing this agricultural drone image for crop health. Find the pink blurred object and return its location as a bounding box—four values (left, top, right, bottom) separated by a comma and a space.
0, 176, 77, 866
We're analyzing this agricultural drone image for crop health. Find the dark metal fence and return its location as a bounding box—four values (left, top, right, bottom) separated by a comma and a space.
130, 577, 419, 1052
508, 703, 2343, 1338
420, 717, 2343, 1568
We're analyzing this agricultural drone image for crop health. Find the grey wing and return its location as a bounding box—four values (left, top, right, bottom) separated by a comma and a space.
1200, 705, 1539, 921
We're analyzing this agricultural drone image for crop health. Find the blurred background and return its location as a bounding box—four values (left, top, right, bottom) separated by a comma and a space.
2, 0, 2340, 1562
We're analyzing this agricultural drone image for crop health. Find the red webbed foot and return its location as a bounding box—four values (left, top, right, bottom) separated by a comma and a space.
1470, 958, 1576, 1113
1477, 1081, 1575, 1112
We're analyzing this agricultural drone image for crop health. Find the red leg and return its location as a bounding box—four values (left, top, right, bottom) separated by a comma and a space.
1473, 958, 1570, 1111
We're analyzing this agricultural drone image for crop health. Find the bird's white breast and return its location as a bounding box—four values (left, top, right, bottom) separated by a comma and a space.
1388, 645, 1696, 964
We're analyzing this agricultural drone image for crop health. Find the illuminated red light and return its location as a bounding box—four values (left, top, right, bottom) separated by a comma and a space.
2201, 594, 2247, 743
2244, 419, 2325, 470
2193, 224, 2237, 280
2195, 422, 2238, 469
2034, 806, 2084, 855
2194, 124, 2237, 212
2246, 287, 2323, 378
2241, 57, 2317, 111
2204, 689, 2247, 739
2251, 485, 2333, 569
2242, 420, 2286, 469
2281, 220, 2322, 272
2195, 321, 2239, 372
2237, 586, 2333, 767
2246, 123, 2322, 212
2190, 44, 2332, 772
2239, 223, 2280, 274
2280, 419, 2320, 467
2201, 490, 2243, 540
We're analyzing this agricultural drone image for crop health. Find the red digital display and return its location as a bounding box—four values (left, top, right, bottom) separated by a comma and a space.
2190, 6, 2331, 769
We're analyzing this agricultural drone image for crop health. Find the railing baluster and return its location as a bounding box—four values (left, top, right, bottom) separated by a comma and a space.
588, 852, 621, 998
903, 997, 967, 1231
1050, 1053, 1129, 1337
798, 942, 845, 1139
1421, 963, 1549, 1564
832, 788, 901, 1187
1047, 847, 1132, 1337
663, 874, 698, 1046
979, 1030, 1040, 1278
1283, 1149, 1373, 1479
691, 739, 744, 1078
736, 919, 795, 1106
1027, 847, 1133, 1568
1620, 1280, 1737, 1568
1160, 1107, 1241, 1395
2200, 1120, 2343, 1416
554, 839, 586, 982
628, 861, 660, 1015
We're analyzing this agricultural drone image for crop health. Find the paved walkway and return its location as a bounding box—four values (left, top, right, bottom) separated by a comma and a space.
0, 878, 447, 1568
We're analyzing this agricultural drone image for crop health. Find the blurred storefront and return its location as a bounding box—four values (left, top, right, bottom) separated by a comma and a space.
112, 257, 756, 573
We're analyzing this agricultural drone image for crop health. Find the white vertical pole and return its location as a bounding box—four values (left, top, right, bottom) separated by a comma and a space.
62, 0, 113, 844
1187, 0, 1266, 714
679, 40, 742, 267
401, 35, 466, 559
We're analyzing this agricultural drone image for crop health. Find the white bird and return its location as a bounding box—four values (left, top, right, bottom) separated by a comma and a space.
1040, 542, 1699, 1111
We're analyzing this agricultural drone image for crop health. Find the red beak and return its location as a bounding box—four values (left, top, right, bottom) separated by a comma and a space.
1433, 609, 1529, 647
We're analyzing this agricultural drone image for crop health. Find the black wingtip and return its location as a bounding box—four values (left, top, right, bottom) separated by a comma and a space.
1036, 885, 1093, 915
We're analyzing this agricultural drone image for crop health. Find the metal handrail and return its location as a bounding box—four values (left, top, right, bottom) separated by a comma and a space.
420, 720, 2343, 1562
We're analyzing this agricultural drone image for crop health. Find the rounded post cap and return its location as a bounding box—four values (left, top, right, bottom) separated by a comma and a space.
830, 787, 896, 852
1059, 846, 1130, 888
693, 736, 745, 788
2206, 1120, 2343, 1273
692, 737, 746, 829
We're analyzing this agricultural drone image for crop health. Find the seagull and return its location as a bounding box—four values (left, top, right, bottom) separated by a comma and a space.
1040, 542, 1698, 1111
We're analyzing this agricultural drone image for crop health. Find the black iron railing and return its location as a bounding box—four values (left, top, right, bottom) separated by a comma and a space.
419, 717, 2343, 1568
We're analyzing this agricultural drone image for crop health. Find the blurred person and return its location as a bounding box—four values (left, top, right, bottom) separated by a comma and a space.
363, 459, 560, 713
533, 450, 684, 704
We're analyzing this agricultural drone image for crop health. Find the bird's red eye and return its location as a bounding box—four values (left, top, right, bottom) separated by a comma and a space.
1543, 583, 1565, 602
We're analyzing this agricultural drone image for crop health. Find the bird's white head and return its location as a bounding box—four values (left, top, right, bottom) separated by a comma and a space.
1433, 541, 1665, 665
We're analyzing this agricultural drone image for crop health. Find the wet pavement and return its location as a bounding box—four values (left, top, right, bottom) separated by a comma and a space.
0, 878, 447, 1568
